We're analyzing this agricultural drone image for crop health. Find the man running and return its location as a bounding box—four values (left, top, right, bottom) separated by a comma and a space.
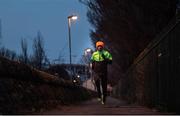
91, 41, 112, 104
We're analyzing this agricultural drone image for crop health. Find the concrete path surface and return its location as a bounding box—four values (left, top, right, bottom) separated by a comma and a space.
41, 97, 168, 115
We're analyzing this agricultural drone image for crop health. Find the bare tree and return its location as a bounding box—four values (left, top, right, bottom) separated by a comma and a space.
0, 47, 6, 57
0, 47, 17, 60
80, 0, 176, 85
31, 31, 46, 69
19, 38, 28, 64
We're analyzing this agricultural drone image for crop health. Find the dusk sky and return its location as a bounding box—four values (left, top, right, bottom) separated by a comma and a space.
0, 0, 93, 64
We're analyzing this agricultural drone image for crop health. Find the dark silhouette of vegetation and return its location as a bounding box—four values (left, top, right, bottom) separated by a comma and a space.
19, 38, 28, 64
80, 0, 176, 85
0, 47, 17, 60
30, 31, 49, 70
0, 56, 95, 114
0, 31, 50, 70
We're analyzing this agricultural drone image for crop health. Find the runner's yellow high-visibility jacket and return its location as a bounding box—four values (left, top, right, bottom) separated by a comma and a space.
91, 50, 112, 62
91, 50, 112, 75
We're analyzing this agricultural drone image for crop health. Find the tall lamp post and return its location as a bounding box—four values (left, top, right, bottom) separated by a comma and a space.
67, 15, 78, 73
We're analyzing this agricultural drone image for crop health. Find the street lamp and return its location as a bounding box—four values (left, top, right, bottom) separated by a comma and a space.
84, 48, 93, 88
85, 48, 93, 55
67, 15, 78, 73
84, 48, 93, 64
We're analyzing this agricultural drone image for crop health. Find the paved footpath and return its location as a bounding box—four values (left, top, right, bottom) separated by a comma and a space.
41, 97, 170, 115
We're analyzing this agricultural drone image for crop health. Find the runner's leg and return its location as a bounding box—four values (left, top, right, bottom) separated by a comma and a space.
95, 79, 101, 99
101, 74, 107, 103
